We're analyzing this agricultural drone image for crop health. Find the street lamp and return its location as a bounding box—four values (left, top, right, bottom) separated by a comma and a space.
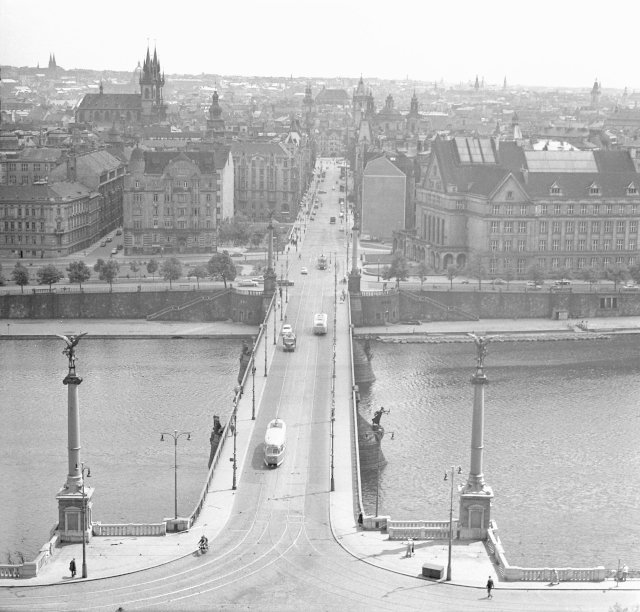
251, 353, 256, 420
263, 323, 268, 377
77, 462, 90, 578
444, 465, 462, 582
160, 429, 191, 520
285, 251, 289, 303
229, 410, 237, 490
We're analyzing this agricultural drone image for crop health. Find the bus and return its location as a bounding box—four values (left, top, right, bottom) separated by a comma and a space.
263, 418, 286, 467
317, 254, 327, 270
313, 313, 328, 335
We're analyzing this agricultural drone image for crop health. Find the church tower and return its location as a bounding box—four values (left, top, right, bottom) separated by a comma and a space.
206, 90, 225, 140
353, 76, 368, 125
303, 83, 314, 134
590, 78, 601, 109
139, 46, 166, 124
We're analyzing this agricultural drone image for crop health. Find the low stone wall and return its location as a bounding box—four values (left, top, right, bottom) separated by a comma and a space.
486, 522, 606, 582
93, 522, 166, 537
388, 519, 456, 540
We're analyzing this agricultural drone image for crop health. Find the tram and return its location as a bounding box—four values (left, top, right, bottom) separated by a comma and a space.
263, 419, 287, 467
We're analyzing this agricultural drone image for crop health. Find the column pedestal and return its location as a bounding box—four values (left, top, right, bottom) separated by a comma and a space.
458, 487, 493, 540
56, 486, 94, 543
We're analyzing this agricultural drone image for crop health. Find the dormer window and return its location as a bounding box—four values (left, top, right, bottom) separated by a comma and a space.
550, 182, 561, 196
627, 183, 637, 195
506, 190, 514, 200
589, 183, 600, 196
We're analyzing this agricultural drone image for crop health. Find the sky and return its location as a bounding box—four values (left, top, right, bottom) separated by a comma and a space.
1, 0, 639, 90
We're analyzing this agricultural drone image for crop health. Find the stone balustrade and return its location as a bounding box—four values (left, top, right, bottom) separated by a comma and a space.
487, 522, 606, 582
92, 522, 166, 537
388, 519, 456, 540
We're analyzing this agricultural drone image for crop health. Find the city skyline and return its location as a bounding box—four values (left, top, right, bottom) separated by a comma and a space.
1, 0, 640, 90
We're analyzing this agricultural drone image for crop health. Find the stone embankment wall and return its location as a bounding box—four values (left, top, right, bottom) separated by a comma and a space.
0, 290, 266, 324
351, 289, 640, 326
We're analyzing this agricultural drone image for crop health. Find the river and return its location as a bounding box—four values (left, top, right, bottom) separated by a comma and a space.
357, 335, 640, 569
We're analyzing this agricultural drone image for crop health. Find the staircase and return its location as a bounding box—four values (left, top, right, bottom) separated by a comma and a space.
403, 292, 479, 321
146, 290, 230, 321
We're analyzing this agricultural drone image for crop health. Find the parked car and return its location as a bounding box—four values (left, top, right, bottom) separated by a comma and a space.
252, 276, 264, 282
622, 283, 639, 291
277, 279, 294, 286
554, 279, 572, 286
100, 240, 107, 247
115, 229, 122, 236
117, 244, 123, 251
238, 279, 258, 287
492, 278, 506, 285
230, 252, 243, 258
106, 236, 113, 242
301, 267, 308, 275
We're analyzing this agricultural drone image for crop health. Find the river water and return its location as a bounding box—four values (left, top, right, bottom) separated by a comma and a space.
357, 335, 640, 569
2, 335, 639, 570
0, 338, 238, 563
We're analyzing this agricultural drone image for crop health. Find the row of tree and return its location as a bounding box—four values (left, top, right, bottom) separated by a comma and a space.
379, 252, 640, 290
0, 252, 240, 293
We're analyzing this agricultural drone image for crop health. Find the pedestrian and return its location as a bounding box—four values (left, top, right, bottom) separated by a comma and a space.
551, 568, 559, 585
405, 540, 412, 557
410, 538, 415, 556
486, 575, 494, 598
69, 557, 76, 578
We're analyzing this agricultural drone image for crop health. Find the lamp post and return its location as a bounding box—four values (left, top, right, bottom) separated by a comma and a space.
285, 251, 289, 303
78, 462, 90, 578
230, 410, 237, 490
273, 297, 277, 343
444, 465, 462, 582
251, 353, 256, 420
160, 429, 191, 519
263, 323, 267, 376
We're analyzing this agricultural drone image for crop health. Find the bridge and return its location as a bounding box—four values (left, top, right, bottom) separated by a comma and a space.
0, 160, 636, 611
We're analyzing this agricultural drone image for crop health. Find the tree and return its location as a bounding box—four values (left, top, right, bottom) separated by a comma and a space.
578, 266, 599, 290
446, 264, 458, 289
416, 261, 430, 291
97, 260, 120, 291
129, 260, 140, 279
527, 264, 545, 286
161, 257, 182, 288
503, 268, 515, 288
147, 259, 159, 281
467, 256, 487, 290
0, 264, 5, 286
382, 251, 409, 287
207, 251, 237, 288
604, 264, 628, 290
11, 263, 30, 293
627, 264, 640, 285
37, 264, 63, 291
189, 265, 208, 289
67, 261, 91, 290
250, 232, 263, 248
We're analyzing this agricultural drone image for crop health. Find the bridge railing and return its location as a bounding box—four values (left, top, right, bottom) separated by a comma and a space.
387, 519, 456, 540
93, 523, 166, 537
0, 527, 59, 578
187, 291, 276, 529
486, 522, 606, 582
348, 296, 365, 525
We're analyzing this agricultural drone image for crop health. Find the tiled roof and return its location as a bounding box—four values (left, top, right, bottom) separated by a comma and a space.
315, 88, 350, 105
142, 151, 217, 175
77, 93, 141, 111
364, 156, 406, 177
0, 181, 90, 202
13, 147, 64, 162
230, 142, 289, 156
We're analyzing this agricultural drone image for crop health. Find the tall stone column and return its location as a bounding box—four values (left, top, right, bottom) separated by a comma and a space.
56, 333, 94, 543
459, 334, 493, 540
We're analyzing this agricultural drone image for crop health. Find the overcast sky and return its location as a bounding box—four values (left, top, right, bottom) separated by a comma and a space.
1, 0, 638, 90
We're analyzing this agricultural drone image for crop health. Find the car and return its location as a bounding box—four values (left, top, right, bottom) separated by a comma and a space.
252, 276, 264, 282
115, 229, 122, 236
318, 190, 326, 194
281, 324, 293, 336
230, 252, 243, 258
492, 278, 506, 285
238, 279, 258, 287
622, 283, 640, 291
301, 267, 308, 275
277, 279, 294, 286
111, 248, 118, 255
100, 240, 107, 247
554, 279, 571, 286
117, 244, 123, 250
461, 279, 470, 284
106, 236, 113, 242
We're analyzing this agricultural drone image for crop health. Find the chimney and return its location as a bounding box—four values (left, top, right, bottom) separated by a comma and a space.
67, 152, 77, 182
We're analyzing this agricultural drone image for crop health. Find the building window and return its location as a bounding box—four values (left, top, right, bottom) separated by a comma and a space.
491, 221, 499, 233
617, 221, 625, 233
503, 221, 512, 233
577, 257, 585, 269
630, 240, 637, 250
552, 221, 561, 233
551, 257, 559, 268
565, 239, 573, 251
520, 204, 527, 215
589, 185, 600, 195
135, 180, 140, 188
567, 204, 574, 215
506, 191, 513, 200
554, 203, 561, 215
603, 239, 611, 251
503, 240, 512, 252
579, 221, 587, 233
604, 220, 612, 233
616, 239, 624, 250
592, 221, 600, 233
600, 297, 617, 309
506, 205, 513, 216
518, 240, 526, 252
455, 200, 464, 210
539, 221, 547, 233
538, 239, 546, 251
631, 221, 638, 233
518, 221, 527, 233
21, 163, 28, 171
552, 239, 560, 251
550, 186, 561, 195
581, 203, 588, 214
133, 219, 142, 230
489, 259, 497, 274
566, 221, 574, 233
592, 239, 599, 250
603, 256, 611, 266
540, 204, 547, 215
492, 204, 500, 215
627, 185, 637, 195
578, 239, 586, 251
153, 193, 159, 202
490, 240, 498, 251
606, 203, 612, 214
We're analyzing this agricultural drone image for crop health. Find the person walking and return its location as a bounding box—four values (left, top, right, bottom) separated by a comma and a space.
486, 575, 494, 598
69, 558, 76, 578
